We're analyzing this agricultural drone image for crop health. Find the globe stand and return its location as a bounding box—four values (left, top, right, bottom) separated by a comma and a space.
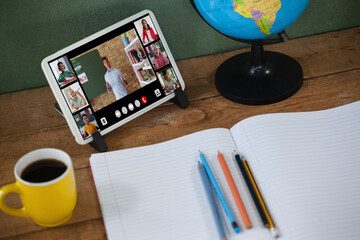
215, 42, 303, 105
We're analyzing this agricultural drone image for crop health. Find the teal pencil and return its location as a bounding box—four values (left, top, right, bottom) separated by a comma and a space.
198, 162, 227, 240
199, 151, 240, 234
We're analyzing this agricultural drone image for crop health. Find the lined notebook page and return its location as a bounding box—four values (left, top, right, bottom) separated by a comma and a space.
90, 128, 271, 240
230, 101, 360, 240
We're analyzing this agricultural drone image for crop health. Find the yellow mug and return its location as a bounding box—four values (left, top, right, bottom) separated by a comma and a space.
0, 148, 77, 227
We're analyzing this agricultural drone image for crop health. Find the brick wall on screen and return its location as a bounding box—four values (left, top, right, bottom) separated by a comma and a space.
96, 32, 141, 94
90, 91, 116, 112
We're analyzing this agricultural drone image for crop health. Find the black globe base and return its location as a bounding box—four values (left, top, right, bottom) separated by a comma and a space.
215, 44, 303, 105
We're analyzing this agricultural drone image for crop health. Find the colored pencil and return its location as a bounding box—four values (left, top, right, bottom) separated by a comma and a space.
235, 151, 279, 238
199, 151, 240, 234
198, 162, 227, 240
217, 151, 252, 229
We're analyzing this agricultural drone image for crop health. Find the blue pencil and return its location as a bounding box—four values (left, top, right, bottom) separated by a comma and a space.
199, 151, 240, 234
198, 162, 227, 240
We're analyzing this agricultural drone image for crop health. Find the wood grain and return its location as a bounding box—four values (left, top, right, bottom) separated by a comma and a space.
3, 219, 107, 240
0, 27, 359, 239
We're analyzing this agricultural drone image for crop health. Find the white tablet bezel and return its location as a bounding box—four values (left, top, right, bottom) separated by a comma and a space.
41, 10, 185, 145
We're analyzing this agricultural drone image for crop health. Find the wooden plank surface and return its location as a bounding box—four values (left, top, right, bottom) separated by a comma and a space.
0, 27, 360, 239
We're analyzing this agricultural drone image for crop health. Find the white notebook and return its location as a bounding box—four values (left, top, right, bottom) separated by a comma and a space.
90, 101, 360, 240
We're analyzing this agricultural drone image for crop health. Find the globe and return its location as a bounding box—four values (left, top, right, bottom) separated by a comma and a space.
192, 0, 309, 40
190, 0, 310, 105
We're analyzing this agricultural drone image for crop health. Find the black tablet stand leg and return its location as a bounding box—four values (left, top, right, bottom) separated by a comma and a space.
170, 87, 189, 109
89, 131, 108, 152
53, 101, 108, 152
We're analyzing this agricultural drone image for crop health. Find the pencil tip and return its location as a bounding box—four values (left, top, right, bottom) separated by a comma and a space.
271, 227, 280, 238
217, 150, 221, 154
232, 222, 240, 233
234, 150, 238, 154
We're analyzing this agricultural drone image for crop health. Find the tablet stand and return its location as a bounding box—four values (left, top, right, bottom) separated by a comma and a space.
170, 87, 189, 109
89, 131, 108, 152
54, 101, 108, 152
54, 102, 64, 117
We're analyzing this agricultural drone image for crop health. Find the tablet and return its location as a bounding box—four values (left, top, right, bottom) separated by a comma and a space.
41, 10, 185, 145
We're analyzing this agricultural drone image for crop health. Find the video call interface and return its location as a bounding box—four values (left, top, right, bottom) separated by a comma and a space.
48, 14, 181, 140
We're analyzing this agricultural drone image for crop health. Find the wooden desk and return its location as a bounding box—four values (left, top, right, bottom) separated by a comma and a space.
1, 27, 359, 239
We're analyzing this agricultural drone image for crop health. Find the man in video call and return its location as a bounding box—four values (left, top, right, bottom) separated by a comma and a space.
102, 57, 128, 100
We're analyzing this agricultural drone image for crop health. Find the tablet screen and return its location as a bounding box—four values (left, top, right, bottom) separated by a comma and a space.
46, 13, 181, 140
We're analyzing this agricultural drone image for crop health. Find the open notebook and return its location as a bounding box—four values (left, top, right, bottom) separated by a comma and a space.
89, 101, 360, 240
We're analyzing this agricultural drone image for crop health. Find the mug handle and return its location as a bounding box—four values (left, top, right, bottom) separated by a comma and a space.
0, 183, 30, 218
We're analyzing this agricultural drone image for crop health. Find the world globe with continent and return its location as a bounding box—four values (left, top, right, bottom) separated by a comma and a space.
192, 0, 309, 40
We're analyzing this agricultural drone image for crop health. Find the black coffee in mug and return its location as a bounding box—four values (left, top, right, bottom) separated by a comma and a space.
21, 159, 67, 183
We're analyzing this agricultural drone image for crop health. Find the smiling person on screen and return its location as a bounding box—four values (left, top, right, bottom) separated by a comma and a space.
57, 62, 75, 83
152, 44, 169, 69
68, 88, 86, 111
102, 57, 128, 101
82, 114, 98, 137
141, 19, 157, 44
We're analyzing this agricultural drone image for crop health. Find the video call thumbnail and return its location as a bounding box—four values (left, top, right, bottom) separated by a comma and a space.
49, 57, 77, 88
134, 16, 159, 45
61, 82, 89, 113
73, 108, 99, 139
157, 67, 180, 94
147, 41, 170, 70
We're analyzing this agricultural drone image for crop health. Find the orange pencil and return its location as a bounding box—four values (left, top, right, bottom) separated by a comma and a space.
217, 151, 252, 229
